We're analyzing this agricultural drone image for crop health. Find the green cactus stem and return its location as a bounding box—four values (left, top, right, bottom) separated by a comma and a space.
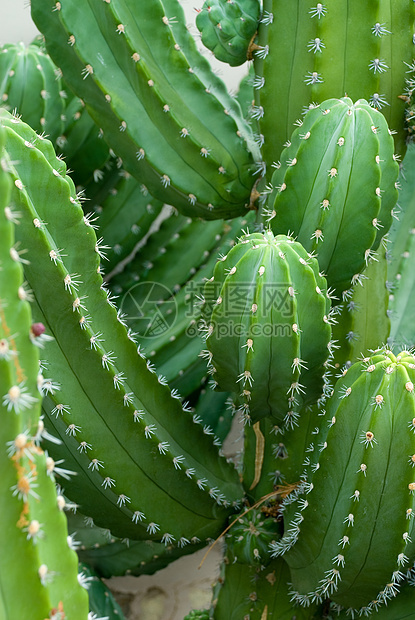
30, 0, 259, 219
212, 553, 323, 619
253, 1, 415, 170
265, 97, 399, 298
202, 229, 333, 425
0, 123, 89, 619
0, 41, 66, 143
78, 563, 127, 620
274, 348, 415, 613
56, 88, 113, 188
331, 246, 390, 370
66, 510, 205, 579
0, 108, 244, 545
196, 0, 261, 67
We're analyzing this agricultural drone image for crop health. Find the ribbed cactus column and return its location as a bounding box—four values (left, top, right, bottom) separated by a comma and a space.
253, 1, 415, 169
265, 97, 399, 298
0, 125, 89, 619
0, 41, 66, 143
202, 229, 333, 424
273, 348, 415, 613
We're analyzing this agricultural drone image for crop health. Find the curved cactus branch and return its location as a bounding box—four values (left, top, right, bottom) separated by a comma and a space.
30, 0, 260, 219
275, 348, 415, 613
0, 108, 244, 546
0, 122, 89, 620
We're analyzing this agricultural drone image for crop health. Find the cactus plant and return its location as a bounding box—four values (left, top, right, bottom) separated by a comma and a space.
253, 1, 415, 173
264, 96, 399, 298
272, 348, 415, 613
0, 123, 89, 619
1, 1, 415, 617
201, 229, 333, 424
1, 107, 244, 545
0, 41, 66, 143
195, 0, 261, 67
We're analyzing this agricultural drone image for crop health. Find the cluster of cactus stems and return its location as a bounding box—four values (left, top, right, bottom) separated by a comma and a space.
2, 1, 415, 618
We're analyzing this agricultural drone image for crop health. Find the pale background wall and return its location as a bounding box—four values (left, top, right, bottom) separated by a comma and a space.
0, 2, 246, 618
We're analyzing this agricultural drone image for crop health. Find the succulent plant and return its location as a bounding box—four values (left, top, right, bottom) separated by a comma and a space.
201, 229, 333, 424
253, 1, 415, 173
1, 1, 415, 618
264, 97, 399, 298
0, 122, 89, 619
0, 41, 66, 142
273, 348, 415, 613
